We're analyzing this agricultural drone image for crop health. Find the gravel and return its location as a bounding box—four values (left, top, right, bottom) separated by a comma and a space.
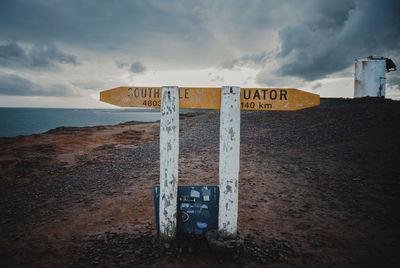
1, 98, 400, 267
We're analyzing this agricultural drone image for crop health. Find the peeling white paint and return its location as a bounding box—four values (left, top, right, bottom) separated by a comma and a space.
218, 86, 240, 238
354, 57, 387, 98
159, 86, 179, 240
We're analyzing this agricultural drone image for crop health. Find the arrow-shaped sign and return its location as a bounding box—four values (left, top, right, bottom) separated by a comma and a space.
100, 87, 319, 111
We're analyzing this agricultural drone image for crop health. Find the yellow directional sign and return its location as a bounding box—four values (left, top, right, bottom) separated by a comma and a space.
100, 87, 319, 111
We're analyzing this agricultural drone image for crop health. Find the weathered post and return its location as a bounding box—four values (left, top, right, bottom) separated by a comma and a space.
218, 86, 241, 238
159, 86, 179, 240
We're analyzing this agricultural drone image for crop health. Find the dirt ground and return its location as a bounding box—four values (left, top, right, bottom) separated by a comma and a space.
1, 98, 400, 267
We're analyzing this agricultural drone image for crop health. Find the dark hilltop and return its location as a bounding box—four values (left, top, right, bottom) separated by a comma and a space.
1, 98, 400, 267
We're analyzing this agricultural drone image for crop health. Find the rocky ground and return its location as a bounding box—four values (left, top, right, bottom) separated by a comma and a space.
1, 98, 400, 267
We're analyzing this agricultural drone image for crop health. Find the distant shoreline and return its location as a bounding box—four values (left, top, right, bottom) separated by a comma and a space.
0, 108, 162, 138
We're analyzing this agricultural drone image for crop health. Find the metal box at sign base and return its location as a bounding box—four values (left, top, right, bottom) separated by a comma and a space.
153, 186, 219, 235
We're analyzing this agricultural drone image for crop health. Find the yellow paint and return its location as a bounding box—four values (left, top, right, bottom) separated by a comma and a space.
239, 88, 320, 111
100, 87, 320, 111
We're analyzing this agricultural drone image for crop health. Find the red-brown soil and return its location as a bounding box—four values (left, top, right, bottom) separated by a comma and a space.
1, 98, 400, 267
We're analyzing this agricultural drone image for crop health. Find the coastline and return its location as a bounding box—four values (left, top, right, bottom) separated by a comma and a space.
0, 108, 162, 138
1, 98, 400, 266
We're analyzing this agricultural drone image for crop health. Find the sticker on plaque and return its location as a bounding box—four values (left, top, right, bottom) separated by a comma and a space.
196, 221, 208, 229
202, 188, 211, 201
180, 203, 191, 209
202, 188, 211, 196
190, 190, 200, 198
181, 212, 189, 222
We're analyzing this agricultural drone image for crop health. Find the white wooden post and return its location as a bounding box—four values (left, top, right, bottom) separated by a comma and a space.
159, 86, 179, 240
218, 86, 241, 238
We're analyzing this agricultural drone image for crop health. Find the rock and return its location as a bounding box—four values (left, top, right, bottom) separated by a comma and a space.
205, 229, 244, 251
279, 253, 288, 262
283, 241, 292, 249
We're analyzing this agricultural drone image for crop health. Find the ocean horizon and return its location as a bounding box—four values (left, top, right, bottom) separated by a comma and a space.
0, 107, 161, 137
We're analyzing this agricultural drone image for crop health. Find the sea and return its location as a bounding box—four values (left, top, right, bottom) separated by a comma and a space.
0, 108, 161, 137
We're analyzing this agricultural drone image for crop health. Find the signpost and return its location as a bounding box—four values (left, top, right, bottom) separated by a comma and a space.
218, 86, 241, 238
100, 87, 320, 111
100, 86, 320, 240
159, 87, 179, 240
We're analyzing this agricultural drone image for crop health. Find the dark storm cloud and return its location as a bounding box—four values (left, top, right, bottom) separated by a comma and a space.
29, 42, 78, 67
0, 0, 210, 53
0, 0, 301, 68
0, 41, 28, 63
1, 0, 399, 85
212, 0, 399, 84
0, 73, 72, 96
0, 41, 78, 68
130, 62, 146, 73
0, 74, 33, 95
220, 51, 272, 69
275, 0, 400, 81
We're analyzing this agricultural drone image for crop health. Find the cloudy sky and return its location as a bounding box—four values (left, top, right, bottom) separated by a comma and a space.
0, 0, 399, 108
